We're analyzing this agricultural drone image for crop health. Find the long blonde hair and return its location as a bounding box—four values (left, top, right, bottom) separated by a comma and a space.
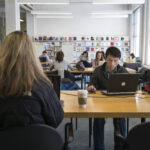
0, 31, 50, 98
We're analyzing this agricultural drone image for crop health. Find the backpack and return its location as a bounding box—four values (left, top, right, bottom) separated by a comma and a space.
76, 61, 85, 71
81, 60, 92, 68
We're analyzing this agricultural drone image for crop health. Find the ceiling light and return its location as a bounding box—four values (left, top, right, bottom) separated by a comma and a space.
17, 0, 69, 5
91, 15, 128, 18
36, 15, 73, 19
91, 10, 132, 15
18, 2, 69, 4
93, 0, 145, 5
20, 19, 24, 22
31, 11, 72, 15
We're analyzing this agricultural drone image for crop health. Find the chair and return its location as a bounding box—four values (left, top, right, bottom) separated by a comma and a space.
123, 62, 142, 71
119, 122, 150, 150
0, 124, 64, 150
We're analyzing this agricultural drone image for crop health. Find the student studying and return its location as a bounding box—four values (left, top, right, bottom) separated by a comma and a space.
87, 46, 128, 150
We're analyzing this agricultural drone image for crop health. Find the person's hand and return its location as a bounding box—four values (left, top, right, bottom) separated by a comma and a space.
87, 85, 96, 92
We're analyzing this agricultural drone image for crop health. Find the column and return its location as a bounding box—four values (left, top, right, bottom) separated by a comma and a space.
5, 0, 20, 35
26, 12, 34, 38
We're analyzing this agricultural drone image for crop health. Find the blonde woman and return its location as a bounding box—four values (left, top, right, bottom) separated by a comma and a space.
0, 31, 63, 129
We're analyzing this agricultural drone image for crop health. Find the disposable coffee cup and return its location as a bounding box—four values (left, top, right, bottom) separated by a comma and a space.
78, 90, 88, 108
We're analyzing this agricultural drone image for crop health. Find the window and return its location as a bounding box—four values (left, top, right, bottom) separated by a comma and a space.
132, 8, 141, 57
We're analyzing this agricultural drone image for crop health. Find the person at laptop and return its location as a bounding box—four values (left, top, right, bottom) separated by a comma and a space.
39, 50, 51, 62
87, 47, 128, 150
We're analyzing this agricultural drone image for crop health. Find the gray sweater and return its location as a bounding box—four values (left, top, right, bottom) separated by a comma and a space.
52, 60, 74, 78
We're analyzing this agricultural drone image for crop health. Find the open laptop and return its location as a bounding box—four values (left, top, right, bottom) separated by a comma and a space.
102, 73, 139, 95
39, 57, 47, 62
46, 74, 61, 99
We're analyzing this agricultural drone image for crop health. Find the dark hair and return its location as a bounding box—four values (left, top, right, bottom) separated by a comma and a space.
106, 47, 121, 59
95, 51, 104, 61
42, 50, 47, 54
130, 53, 135, 58
56, 51, 64, 63
82, 51, 88, 58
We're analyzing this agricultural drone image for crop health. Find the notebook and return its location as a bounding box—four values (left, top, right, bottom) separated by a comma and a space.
102, 73, 139, 95
46, 74, 61, 99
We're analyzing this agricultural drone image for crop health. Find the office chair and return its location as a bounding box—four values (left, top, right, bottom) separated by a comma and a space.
123, 62, 142, 71
0, 124, 64, 150
119, 122, 150, 150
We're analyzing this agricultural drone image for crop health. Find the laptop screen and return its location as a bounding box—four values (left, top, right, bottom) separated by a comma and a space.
107, 73, 139, 93
39, 57, 47, 62
46, 74, 61, 99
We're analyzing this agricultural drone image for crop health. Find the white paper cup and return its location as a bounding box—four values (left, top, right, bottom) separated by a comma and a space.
78, 90, 88, 108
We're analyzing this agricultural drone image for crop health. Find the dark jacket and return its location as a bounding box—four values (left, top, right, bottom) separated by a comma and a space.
0, 80, 64, 129
89, 62, 128, 90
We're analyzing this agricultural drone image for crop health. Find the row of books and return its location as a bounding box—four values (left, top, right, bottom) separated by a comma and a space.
73, 48, 130, 61
75, 47, 129, 52
75, 41, 129, 47
35, 35, 129, 41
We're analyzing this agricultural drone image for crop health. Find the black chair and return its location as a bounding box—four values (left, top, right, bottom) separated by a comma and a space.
0, 124, 64, 150
119, 122, 150, 150
123, 62, 142, 71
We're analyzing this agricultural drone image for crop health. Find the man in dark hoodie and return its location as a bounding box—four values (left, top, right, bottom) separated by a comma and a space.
87, 47, 128, 150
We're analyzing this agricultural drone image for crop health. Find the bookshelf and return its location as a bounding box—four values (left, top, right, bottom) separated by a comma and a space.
34, 35, 130, 63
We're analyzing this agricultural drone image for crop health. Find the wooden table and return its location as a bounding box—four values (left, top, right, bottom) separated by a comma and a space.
41, 62, 52, 65
126, 67, 136, 73
44, 67, 136, 74
61, 90, 150, 118
61, 90, 150, 147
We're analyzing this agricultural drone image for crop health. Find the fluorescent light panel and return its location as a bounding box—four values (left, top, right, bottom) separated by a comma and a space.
91, 10, 132, 15
93, 0, 145, 4
36, 15, 73, 19
92, 15, 128, 18
20, 19, 24, 22
31, 11, 72, 15
18, 3, 69, 4
17, 0, 69, 5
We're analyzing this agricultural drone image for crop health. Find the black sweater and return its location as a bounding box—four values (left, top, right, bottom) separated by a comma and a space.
0, 80, 64, 129
89, 62, 128, 90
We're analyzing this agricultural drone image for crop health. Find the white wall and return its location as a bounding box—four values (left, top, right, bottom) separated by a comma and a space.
34, 4, 130, 36
36, 18, 129, 36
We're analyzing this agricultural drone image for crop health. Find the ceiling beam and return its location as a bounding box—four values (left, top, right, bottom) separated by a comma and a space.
93, 0, 145, 5
17, 0, 69, 4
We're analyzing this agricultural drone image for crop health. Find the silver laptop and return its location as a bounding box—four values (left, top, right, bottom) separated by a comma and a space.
102, 73, 139, 95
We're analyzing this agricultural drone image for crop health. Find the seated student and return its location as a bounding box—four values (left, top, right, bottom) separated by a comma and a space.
130, 53, 136, 63
51, 51, 74, 81
87, 47, 128, 150
39, 50, 50, 62
79, 51, 88, 61
92, 51, 105, 68
79, 51, 92, 67
0, 31, 64, 129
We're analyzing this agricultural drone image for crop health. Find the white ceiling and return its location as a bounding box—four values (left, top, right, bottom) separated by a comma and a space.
18, 0, 145, 18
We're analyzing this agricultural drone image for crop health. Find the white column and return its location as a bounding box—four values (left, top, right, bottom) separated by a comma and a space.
26, 12, 34, 38
142, 0, 150, 65
5, 0, 20, 35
